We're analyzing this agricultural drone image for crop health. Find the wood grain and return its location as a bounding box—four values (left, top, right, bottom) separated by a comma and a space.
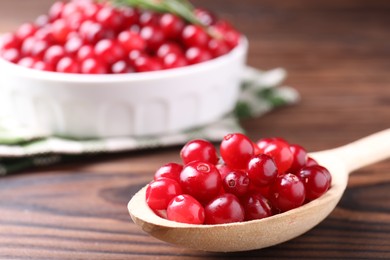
1, 0, 390, 259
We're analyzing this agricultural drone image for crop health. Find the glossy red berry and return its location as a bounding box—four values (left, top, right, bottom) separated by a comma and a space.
117, 30, 146, 52
154, 162, 183, 183
33, 60, 53, 71
56, 57, 80, 73
162, 53, 188, 69
247, 154, 278, 187
94, 39, 124, 64
79, 20, 105, 44
17, 57, 37, 68
270, 173, 306, 212
0, 48, 20, 63
77, 45, 95, 61
220, 133, 255, 170
257, 138, 294, 174
289, 144, 308, 173
49, 1, 65, 21
16, 23, 38, 40
81, 58, 108, 74
0, 33, 21, 50
298, 165, 331, 201
182, 25, 209, 48
179, 161, 222, 203
64, 37, 85, 56
159, 13, 185, 39
208, 38, 230, 58
133, 56, 162, 72
167, 194, 205, 224
180, 139, 219, 165
146, 178, 182, 211
156, 42, 183, 58
44, 45, 66, 66
96, 6, 123, 31
194, 8, 217, 26
140, 26, 166, 52
242, 193, 272, 221
111, 60, 134, 74
306, 157, 319, 167
222, 170, 250, 197
185, 47, 212, 65
51, 19, 71, 44
204, 193, 245, 224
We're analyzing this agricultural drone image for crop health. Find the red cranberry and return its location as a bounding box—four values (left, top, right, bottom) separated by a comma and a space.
34, 27, 53, 43
111, 60, 134, 74
179, 161, 222, 203
0, 33, 21, 50
194, 8, 217, 26
220, 133, 255, 170
44, 45, 67, 66
185, 47, 212, 65
182, 25, 209, 48
204, 193, 245, 224
51, 19, 72, 44
119, 6, 139, 28
33, 60, 53, 71
270, 173, 306, 212
156, 42, 183, 58
17, 57, 37, 68
216, 164, 233, 180
159, 13, 185, 39
64, 37, 85, 56
16, 23, 38, 40
162, 53, 188, 69
298, 165, 331, 201
306, 157, 319, 167
242, 193, 272, 221
77, 45, 95, 61
146, 178, 182, 211
133, 56, 162, 72
30, 39, 49, 59
154, 162, 183, 183
79, 20, 105, 43
140, 25, 166, 52
94, 39, 125, 64
21, 37, 36, 56
222, 170, 250, 197
257, 138, 294, 174
139, 11, 160, 27
117, 30, 146, 52
208, 38, 230, 57
180, 139, 219, 165
96, 6, 123, 31
167, 194, 205, 224
56, 56, 80, 73
81, 58, 108, 74
289, 144, 308, 173
0, 48, 20, 63
49, 1, 66, 21
247, 154, 278, 187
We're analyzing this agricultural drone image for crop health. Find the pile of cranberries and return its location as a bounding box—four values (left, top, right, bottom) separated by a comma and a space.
146, 133, 332, 225
0, 0, 240, 74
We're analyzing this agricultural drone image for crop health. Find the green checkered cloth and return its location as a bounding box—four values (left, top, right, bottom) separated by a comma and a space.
0, 67, 299, 175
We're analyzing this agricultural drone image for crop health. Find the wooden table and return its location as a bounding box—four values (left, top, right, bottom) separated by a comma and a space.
1, 0, 389, 259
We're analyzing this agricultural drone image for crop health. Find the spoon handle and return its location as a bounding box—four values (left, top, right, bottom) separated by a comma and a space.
329, 128, 390, 173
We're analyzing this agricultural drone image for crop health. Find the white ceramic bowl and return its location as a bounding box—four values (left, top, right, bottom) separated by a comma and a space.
0, 38, 248, 138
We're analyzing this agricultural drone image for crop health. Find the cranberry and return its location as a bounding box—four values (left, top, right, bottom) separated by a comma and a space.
208, 38, 230, 57
56, 57, 80, 73
133, 56, 162, 72
139, 11, 160, 27
306, 157, 319, 167
162, 53, 188, 69
156, 42, 183, 58
194, 8, 217, 26
247, 154, 278, 187
81, 58, 108, 74
96, 6, 123, 31
222, 170, 250, 197
180, 139, 219, 165
79, 20, 105, 43
43, 45, 66, 67
61, 2, 83, 19
216, 164, 233, 180
242, 193, 272, 221
30, 39, 49, 59
0, 48, 20, 63
34, 27, 53, 43
220, 133, 255, 170
182, 25, 209, 48
257, 138, 294, 174
117, 30, 146, 52
66, 12, 87, 31
270, 173, 306, 212
159, 13, 185, 39
289, 144, 308, 173
21, 36, 36, 56
0, 33, 21, 50
16, 23, 38, 40
179, 161, 222, 203
64, 37, 85, 56
49, 1, 65, 21
111, 60, 134, 74
167, 194, 205, 224
145, 178, 182, 211
94, 39, 124, 64
35, 14, 50, 27
51, 19, 71, 44
204, 193, 245, 224
17, 57, 37, 68
33, 60, 53, 71
154, 162, 183, 183
119, 6, 139, 29
140, 25, 166, 52
298, 165, 331, 201
185, 47, 212, 65
77, 45, 95, 61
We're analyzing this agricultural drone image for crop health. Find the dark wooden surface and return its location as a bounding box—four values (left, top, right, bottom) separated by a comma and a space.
1, 0, 390, 259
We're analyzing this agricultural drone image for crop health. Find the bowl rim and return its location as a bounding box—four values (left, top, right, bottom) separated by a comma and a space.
0, 36, 248, 84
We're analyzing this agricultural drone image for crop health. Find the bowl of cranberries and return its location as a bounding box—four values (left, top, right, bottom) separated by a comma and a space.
0, 0, 247, 138
143, 133, 332, 225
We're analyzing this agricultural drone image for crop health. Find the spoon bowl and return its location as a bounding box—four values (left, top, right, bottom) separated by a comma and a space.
128, 129, 390, 252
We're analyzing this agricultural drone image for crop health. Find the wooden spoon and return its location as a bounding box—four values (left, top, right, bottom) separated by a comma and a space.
128, 129, 390, 252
